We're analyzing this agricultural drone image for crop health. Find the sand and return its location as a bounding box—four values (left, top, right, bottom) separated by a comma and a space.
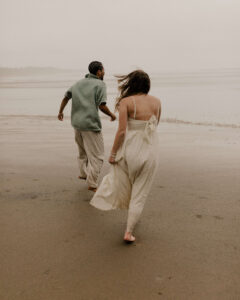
0, 115, 240, 300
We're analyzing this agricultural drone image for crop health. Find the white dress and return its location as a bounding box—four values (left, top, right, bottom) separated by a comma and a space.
90, 98, 159, 232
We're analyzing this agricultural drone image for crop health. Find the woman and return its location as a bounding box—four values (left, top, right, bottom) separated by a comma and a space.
90, 70, 161, 243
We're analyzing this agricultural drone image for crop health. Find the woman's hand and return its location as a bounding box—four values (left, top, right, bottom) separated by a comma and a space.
108, 153, 117, 164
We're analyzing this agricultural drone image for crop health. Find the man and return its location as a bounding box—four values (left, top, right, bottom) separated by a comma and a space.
58, 61, 116, 192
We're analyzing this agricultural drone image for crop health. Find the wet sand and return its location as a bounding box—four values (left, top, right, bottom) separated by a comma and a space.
0, 116, 240, 300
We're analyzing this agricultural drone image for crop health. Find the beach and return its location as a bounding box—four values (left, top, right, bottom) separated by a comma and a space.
1, 115, 240, 300
2, 0, 240, 296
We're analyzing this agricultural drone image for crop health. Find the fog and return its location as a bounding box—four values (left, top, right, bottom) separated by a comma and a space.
0, 0, 240, 72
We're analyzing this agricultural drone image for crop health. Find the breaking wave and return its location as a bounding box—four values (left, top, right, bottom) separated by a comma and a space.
0, 115, 239, 129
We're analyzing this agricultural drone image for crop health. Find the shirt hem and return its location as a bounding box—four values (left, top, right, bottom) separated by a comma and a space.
72, 126, 102, 132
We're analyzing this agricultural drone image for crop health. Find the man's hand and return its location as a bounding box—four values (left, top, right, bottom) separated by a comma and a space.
58, 113, 64, 121
110, 114, 116, 122
99, 104, 116, 122
58, 97, 70, 121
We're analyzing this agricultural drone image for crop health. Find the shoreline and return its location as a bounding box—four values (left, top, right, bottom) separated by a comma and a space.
1, 114, 240, 129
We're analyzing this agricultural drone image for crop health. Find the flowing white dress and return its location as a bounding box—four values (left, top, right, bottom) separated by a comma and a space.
90, 99, 159, 232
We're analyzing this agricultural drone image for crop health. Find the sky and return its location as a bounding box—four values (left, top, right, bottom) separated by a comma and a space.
0, 0, 240, 72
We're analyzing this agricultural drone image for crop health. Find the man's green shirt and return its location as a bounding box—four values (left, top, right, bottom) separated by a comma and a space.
65, 73, 107, 132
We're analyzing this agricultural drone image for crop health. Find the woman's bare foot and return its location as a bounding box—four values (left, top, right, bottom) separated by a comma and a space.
123, 232, 136, 244
88, 186, 97, 192
78, 176, 87, 180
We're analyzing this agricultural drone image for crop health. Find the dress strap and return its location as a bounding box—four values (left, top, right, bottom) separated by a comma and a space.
132, 97, 137, 119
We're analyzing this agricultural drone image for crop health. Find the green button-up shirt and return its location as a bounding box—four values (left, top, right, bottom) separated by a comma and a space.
65, 73, 107, 132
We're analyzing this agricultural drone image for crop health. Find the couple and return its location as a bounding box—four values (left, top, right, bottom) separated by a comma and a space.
58, 61, 161, 243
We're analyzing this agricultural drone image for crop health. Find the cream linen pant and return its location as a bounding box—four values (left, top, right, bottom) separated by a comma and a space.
74, 130, 104, 188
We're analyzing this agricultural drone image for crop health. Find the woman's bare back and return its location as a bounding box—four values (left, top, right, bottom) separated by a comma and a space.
126, 94, 161, 121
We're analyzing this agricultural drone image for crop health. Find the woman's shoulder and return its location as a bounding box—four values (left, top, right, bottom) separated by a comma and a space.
119, 96, 133, 106
149, 95, 161, 106
120, 94, 161, 105
144, 94, 161, 106
121, 95, 133, 101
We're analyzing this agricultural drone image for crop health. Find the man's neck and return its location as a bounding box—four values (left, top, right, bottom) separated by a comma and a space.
85, 73, 100, 80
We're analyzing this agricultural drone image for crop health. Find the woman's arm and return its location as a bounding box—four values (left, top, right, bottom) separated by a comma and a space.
109, 100, 128, 164
158, 102, 162, 124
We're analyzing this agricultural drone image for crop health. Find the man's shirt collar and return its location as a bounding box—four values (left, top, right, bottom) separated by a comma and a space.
85, 73, 99, 79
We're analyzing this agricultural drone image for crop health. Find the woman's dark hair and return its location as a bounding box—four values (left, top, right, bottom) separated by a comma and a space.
88, 61, 103, 75
115, 70, 150, 110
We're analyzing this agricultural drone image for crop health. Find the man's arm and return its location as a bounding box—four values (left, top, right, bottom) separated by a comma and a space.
99, 104, 116, 121
58, 96, 70, 121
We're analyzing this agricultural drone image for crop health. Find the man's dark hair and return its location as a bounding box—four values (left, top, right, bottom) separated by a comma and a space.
88, 61, 103, 75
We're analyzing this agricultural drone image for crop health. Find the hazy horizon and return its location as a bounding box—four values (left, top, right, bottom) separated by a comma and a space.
1, 0, 240, 73
1, 66, 240, 76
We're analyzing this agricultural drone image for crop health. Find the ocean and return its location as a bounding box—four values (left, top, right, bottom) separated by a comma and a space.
0, 68, 240, 128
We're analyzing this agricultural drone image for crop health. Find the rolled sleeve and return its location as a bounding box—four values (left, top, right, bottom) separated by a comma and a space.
96, 83, 107, 106
64, 87, 72, 100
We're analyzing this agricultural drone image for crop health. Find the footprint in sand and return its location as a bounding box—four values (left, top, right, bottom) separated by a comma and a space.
199, 196, 208, 200
43, 269, 50, 275
195, 214, 203, 219
213, 215, 224, 220
155, 276, 164, 282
